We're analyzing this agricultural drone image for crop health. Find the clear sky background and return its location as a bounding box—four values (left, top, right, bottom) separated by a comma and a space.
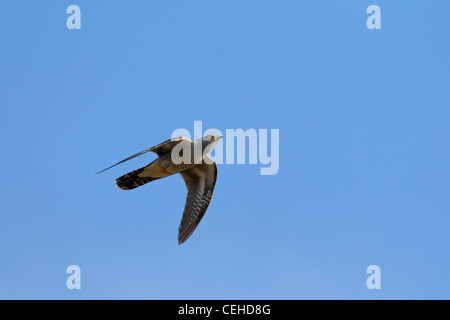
0, 1, 448, 299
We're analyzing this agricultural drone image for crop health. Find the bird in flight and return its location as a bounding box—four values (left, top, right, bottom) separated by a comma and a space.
97, 135, 222, 244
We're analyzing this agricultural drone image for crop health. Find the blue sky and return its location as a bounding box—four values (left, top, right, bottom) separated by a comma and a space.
0, 1, 449, 299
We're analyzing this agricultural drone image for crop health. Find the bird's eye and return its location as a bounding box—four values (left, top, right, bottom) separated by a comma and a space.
210, 135, 216, 140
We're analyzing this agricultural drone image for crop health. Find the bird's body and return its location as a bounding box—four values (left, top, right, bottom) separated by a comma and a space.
97, 135, 222, 244
115, 152, 190, 190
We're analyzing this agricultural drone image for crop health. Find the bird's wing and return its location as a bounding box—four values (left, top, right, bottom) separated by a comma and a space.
178, 156, 218, 244
96, 136, 189, 174
148, 136, 190, 156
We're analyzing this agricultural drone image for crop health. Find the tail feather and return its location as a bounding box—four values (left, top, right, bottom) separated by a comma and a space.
116, 167, 160, 190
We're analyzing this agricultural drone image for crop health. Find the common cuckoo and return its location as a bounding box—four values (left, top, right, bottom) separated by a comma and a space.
97, 135, 222, 244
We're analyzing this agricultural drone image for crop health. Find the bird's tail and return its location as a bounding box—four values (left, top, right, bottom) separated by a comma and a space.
115, 167, 160, 190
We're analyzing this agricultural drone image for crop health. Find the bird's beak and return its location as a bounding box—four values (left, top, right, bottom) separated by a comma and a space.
217, 136, 223, 140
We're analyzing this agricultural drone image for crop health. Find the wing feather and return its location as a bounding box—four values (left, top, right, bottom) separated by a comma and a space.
178, 157, 217, 244
96, 136, 189, 174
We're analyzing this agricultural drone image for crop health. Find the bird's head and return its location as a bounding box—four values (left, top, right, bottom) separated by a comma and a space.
202, 135, 223, 155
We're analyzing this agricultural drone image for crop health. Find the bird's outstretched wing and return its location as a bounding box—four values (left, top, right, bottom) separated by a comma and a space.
178, 156, 218, 244
96, 136, 189, 174
148, 136, 190, 156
